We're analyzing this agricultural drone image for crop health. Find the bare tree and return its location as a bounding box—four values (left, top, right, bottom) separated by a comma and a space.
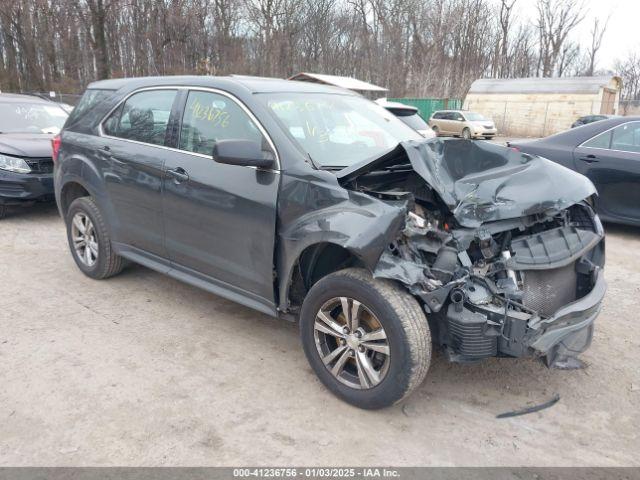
536, 0, 585, 77
492, 0, 517, 78
586, 15, 610, 76
0, 0, 625, 100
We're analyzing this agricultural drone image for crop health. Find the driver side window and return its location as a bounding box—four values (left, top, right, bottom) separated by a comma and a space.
178, 90, 268, 156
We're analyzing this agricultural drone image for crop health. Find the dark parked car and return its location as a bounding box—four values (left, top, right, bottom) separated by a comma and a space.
0, 93, 68, 218
54, 76, 606, 409
571, 114, 618, 128
510, 117, 640, 226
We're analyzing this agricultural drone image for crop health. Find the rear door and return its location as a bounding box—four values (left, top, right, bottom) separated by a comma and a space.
100, 88, 179, 258
573, 121, 640, 222
162, 88, 280, 312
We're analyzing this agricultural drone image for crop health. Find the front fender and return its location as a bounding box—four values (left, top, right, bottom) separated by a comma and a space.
276, 175, 407, 312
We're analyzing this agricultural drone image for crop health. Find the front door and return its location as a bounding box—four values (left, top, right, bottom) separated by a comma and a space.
162, 89, 280, 312
100, 88, 179, 258
573, 121, 640, 223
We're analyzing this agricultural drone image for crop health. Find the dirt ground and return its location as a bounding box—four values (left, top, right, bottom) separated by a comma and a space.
0, 203, 638, 466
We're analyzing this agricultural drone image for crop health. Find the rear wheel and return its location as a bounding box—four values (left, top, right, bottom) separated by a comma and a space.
462, 128, 472, 140
300, 268, 431, 409
431, 125, 439, 136
66, 196, 125, 279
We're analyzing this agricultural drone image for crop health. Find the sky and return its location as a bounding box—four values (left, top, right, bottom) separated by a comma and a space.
500, 0, 640, 71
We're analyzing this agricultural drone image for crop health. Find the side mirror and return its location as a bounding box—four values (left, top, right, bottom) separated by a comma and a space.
213, 139, 274, 169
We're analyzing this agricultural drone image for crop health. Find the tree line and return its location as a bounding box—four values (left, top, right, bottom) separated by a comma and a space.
0, 0, 633, 100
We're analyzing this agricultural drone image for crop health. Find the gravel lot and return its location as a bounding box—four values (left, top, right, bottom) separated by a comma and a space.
0, 202, 638, 466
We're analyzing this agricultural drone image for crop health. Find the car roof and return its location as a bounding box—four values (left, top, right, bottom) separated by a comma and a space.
0, 93, 55, 104
522, 116, 640, 146
87, 75, 356, 96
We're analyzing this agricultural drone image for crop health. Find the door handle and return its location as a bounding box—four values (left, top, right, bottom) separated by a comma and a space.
166, 167, 189, 183
579, 154, 599, 163
99, 145, 113, 157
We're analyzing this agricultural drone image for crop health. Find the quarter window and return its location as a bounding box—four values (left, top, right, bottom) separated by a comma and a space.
178, 90, 268, 156
611, 122, 640, 153
103, 89, 177, 146
583, 130, 611, 149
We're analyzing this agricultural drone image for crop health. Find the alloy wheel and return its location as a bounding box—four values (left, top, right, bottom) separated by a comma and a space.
71, 212, 98, 267
313, 296, 390, 389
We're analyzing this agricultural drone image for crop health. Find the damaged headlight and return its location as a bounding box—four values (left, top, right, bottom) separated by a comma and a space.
0, 154, 31, 174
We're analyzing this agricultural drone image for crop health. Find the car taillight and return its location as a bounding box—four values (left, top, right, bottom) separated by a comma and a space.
51, 134, 61, 163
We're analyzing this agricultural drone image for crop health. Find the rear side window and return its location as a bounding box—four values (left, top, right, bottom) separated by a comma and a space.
66, 89, 113, 126
178, 90, 265, 155
103, 89, 177, 146
432, 112, 443, 119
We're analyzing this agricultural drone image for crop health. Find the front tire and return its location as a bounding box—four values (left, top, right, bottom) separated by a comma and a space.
462, 128, 472, 140
65, 196, 125, 279
300, 268, 431, 409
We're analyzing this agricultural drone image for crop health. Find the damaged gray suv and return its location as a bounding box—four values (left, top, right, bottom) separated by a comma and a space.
54, 76, 606, 409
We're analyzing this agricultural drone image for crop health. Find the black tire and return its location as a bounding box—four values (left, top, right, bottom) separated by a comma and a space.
462, 128, 472, 140
65, 196, 125, 279
300, 268, 431, 409
431, 125, 439, 136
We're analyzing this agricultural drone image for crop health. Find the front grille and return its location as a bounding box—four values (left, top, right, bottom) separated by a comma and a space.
483, 124, 494, 129
24, 157, 54, 174
522, 263, 578, 316
0, 184, 24, 193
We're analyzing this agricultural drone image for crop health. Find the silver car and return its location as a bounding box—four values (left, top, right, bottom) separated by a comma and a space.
429, 110, 497, 139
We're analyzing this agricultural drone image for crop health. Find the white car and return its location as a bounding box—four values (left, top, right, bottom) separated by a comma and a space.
375, 99, 436, 139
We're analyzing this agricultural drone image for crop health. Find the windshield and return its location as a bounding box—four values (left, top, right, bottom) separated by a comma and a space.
464, 112, 487, 121
260, 93, 421, 168
0, 101, 68, 134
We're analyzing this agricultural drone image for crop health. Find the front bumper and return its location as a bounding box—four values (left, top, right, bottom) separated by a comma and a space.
528, 268, 605, 354
0, 170, 54, 205
436, 267, 606, 364
474, 128, 497, 137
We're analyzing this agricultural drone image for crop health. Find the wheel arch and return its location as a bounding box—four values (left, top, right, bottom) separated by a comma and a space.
285, 242, 367, 312
59, 180, 92, 217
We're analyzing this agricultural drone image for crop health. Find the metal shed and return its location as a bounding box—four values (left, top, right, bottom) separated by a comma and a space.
463, 76, 622, 137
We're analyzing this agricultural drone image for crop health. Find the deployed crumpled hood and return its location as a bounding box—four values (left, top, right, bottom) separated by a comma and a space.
338, 139, 596, 228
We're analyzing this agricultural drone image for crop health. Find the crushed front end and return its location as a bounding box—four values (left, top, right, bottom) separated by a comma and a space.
338, 139, 606, 367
